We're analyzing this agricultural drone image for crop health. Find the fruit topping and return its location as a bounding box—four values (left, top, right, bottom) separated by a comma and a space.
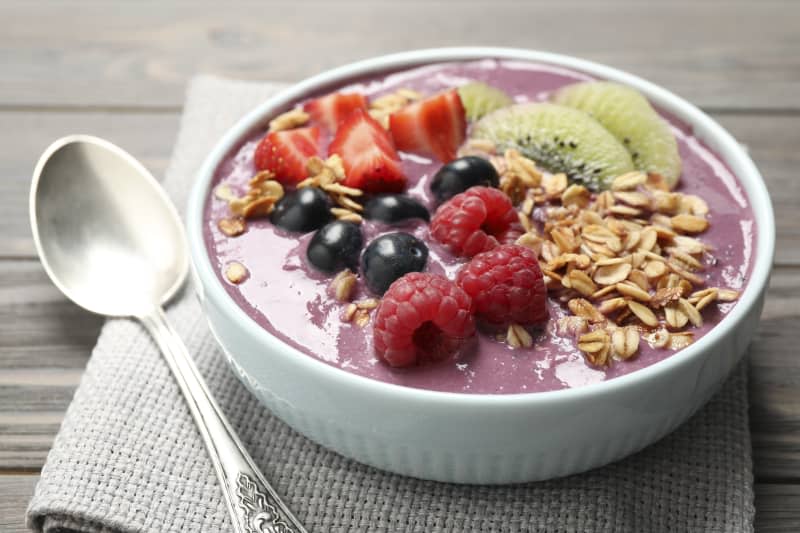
457, 81, 513, 121
269, 187, 332, 233
361, 232, 428, 295
307, 220, 364, 273
373, 272, 475, 367
552, 81, 682, 187
471, 102, 634, 190
254, 126, 322, 185
363, 194, 429, 224
456, 244, 547, 326
389, 89, 467, 163
328, 108, 406, 193
304, 92, 369, 132
430, 186, 521, 257
430, 156, 500, 203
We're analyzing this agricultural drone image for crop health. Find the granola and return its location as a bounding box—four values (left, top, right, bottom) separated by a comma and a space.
498, 151, 741, 366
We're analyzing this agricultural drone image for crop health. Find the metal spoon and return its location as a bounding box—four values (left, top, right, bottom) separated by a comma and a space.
30, 135, 306, 533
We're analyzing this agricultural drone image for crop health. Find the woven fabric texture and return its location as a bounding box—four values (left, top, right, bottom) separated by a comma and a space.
26, 76, 755, 533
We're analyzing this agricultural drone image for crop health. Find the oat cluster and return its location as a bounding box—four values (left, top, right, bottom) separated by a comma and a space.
298, 155, 364, 223
215, 170, 285, 236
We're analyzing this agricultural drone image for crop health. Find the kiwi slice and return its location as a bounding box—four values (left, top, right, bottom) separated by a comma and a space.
553, 81, 682, 188
471, 102, 634, 190
458, 81, 514, 121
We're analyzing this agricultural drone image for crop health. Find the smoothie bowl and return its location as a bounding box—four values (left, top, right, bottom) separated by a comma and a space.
187, 48, 774, 484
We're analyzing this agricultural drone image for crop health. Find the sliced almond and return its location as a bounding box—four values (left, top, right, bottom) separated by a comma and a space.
627, 300, 659, 327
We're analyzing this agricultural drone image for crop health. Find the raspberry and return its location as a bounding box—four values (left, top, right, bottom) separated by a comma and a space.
430, 186, 521, 257
456, 244, 548, 325
373, 272, 475, 367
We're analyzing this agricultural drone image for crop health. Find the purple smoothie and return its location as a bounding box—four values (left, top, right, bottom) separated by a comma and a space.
203, 59, 755, 394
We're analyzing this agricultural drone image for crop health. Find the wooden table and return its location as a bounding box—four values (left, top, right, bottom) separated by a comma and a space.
1, 2, 798, 531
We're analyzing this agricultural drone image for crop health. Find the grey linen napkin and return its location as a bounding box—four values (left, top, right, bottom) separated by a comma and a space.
27, 76, 755, 533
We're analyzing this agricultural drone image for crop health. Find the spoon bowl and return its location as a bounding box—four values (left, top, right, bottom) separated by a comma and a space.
30, 135, 187, 317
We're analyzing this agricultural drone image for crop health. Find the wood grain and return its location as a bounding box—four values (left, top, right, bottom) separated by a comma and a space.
1, 1, 799, 110
1, 1, 798, 530
0, 476, 37, 533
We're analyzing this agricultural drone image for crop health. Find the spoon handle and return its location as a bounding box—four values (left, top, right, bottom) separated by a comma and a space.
140, 307, 307, 533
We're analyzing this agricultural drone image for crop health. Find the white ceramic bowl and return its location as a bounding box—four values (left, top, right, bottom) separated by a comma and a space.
187, 47, 774, 484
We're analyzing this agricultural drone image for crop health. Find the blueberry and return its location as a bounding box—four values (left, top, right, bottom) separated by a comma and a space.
362, 232, 428, 295
307, 221, 363, 273
270, 187, 332, 233
430, 156, 499, 203
363, 194, 429, 224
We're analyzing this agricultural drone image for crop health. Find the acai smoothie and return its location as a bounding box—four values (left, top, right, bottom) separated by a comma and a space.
203, 59, 754, 394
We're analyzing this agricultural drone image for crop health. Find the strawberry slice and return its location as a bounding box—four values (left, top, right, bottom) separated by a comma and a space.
304, 92, 369, 132
328, 108, 406, 193
389, 89, 467, 163
254, 126, 321, 185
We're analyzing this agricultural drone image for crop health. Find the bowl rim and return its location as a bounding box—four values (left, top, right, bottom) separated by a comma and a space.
187, 46, 775, 406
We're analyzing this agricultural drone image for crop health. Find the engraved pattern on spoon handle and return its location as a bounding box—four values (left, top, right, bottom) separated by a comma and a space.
140, 307, 307, 533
